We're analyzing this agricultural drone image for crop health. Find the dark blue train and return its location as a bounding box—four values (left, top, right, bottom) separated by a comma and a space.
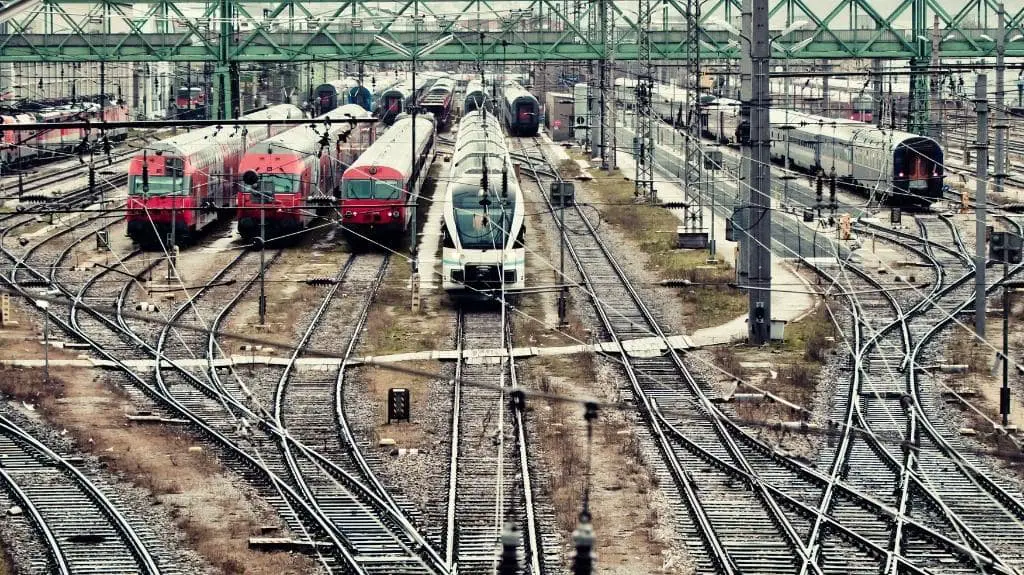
502, 82, 540, 137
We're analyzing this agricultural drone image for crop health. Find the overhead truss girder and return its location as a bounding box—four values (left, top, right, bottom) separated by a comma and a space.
2, 0, 1024, 62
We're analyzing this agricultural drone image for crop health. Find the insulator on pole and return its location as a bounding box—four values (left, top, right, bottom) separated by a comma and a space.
498, 521, 520, 575
570, 517, 596, 575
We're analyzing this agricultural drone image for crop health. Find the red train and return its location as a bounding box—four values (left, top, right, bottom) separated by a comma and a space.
176, 87, 205, 110
236, 104, 376, 242
125, 104, 304, 248
1, 101, 129, 165
339, 114, 436, 243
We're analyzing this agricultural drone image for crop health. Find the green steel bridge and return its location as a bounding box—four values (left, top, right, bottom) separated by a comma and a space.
1, 0, 1021, 121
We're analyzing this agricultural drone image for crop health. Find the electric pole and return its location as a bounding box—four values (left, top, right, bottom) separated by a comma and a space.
743, 0, 772, 345
634, 0, 655, 202
975, 73, 989, 339
994, 3, 1007, 197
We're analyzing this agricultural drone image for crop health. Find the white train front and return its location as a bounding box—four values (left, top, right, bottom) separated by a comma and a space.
441, 110, 526, 295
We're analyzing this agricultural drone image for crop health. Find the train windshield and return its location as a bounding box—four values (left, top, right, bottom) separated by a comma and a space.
130, 175, 189, 196
451, 184, 515, 250
248, 175, 299, 203
516, 103, 534, 122
344, 179, 404, 199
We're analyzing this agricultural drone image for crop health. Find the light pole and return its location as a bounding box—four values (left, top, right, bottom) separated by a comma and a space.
242, 170, 268, 325
35, 299, 49, 383
374, 24, 452, 276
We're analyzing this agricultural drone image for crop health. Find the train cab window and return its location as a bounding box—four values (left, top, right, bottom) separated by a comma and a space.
345, 179, 373, 199
249, 174, 298, 203
451, 183, 516, 250
343, 179, 404, 200
374, 180, 404, 200
132, 175, 189, 197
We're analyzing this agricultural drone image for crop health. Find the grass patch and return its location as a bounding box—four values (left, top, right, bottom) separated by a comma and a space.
571, 155, 746, 331
362, 259, 453, 356
777, 304, 837, 363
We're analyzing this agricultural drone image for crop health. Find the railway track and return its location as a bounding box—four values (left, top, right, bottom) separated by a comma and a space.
447, 305, 545, 574
272, 253, 446, 574
810, 216, 1024, 572
0, 201, 180, 574
0, 207, 445, 574
512, 136, 1022, 573
0, 412, 172, 575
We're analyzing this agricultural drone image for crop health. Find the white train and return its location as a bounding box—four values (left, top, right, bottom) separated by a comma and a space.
441, 109, 526, 296
614, 77, 945, 205
705, 104, 945, 205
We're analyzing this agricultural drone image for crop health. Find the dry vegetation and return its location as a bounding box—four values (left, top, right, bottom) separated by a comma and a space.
941, 316, 1024, 474
707, 303, 837, 454
362, 260, 453, 355
0, 367, 319, 574
562, 155, 746, 331
526, 355, 690, 573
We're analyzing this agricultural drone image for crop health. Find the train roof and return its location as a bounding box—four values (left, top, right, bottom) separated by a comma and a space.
316, 78, 359, 93
503, 82, 537, 103
148, 104, 303, 156
771, 108, 939, 149
345, 115, 434, 180
246, 107, 366, 157
451, 111, 508, 174
446, 110, 521, 201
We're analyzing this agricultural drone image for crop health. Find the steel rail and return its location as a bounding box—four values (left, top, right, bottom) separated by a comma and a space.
505, 307, 544, 575
513, 138, 739, 574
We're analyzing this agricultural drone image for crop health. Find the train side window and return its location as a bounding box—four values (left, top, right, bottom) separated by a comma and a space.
514, 224, 526, 249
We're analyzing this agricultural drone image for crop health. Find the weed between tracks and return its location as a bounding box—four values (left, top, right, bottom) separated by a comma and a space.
942, 316, 1024, 476
524, 355, 690, 573
560, 153, 745, 332
706, 303, 837, 457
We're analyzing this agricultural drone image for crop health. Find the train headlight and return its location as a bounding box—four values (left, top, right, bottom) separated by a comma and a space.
344, 211, 355, 218
898, 171, 904, 178
390, 210, 401, 218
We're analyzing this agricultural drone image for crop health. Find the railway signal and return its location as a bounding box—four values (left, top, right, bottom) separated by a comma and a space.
990, 231, 1023, 428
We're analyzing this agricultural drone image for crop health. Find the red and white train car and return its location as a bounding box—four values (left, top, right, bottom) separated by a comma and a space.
236, 104, 376, 242
1, 101, 129, 165
339, 113, 436, 243
125, 104, 303, 247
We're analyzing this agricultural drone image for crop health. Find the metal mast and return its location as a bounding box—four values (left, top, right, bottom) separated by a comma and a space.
634, 0, 655, 202
908, 0, 928, 133
684, 0, 703, 230
598, 0, 611, 170
743, 0, 772, 345
994, 3, 1007, 197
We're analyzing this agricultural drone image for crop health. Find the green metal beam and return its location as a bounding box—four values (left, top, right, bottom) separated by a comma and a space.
0, 0, 1022, 62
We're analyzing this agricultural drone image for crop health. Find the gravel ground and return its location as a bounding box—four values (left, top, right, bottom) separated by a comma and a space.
522, 144, 694, 572
0, 381, 211, 575
344, 359, 455, 546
